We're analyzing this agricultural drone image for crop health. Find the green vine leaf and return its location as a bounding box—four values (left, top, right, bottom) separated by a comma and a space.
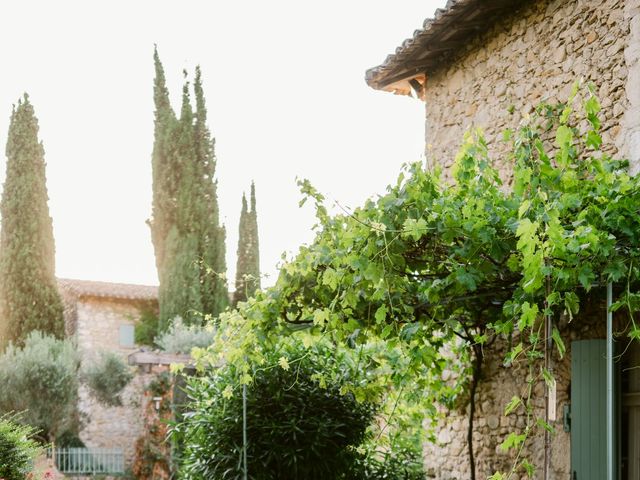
536, 418, 554, 433
521, 459, 535, 477
500, 432, 526, 451
518, 302, 538, 331
563, 292, 579, 321
402, 217, 427, 241
552, 327, 566, 359
504, 396, 522, 416
374, 304, 388, 324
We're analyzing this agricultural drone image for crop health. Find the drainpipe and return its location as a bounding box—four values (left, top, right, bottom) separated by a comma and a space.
607, 282, 614, 480
243, 383, 248, 480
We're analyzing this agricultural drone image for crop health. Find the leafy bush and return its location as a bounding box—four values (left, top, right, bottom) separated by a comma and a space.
349, 447, 426, 480
134, 308, 160, 347
155, 317, 215, 354
173, 340, 378, 480
84, 351, 134, 406
0, 331, 79, 441
56, 429, 85, 448
0, 415, 42, 480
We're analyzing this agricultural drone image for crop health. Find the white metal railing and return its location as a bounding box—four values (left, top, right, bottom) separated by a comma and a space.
53, 447, 125, 475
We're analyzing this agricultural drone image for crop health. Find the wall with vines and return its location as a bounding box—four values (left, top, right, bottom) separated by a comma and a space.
424, 0, 629, 183
424, 294, 614, 479
132, 370, 173, 480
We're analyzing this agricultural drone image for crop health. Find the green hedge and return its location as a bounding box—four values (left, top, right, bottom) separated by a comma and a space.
0, 415, 42, 480
174, 341, 377, 480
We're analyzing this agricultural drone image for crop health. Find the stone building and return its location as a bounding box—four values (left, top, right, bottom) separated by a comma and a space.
58, 278, 159, 468
366, 0, 640, 479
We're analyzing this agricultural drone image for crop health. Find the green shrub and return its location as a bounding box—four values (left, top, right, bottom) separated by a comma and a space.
155, 317, 215, 354
173, 340, 377, 480
0, 415, 42, 480
349, 447, 426, 480
0, 331, 79, 441
84, 351, 134, 406
134, 308, 160, 347
56, 429, 85, 448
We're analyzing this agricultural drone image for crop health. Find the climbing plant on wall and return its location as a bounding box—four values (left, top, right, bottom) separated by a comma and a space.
133, 372, 173, 480
192, 82, 640, 479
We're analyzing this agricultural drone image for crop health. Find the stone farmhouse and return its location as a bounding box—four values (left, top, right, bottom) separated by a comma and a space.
58, 278, 159, 467
367, 0, 639, 479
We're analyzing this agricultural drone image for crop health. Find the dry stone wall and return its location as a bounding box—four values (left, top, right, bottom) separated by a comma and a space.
620, 0, 640, 172
424, 300, 611, 480
75, 297, 150, 467
425, 0, 631, 182
419, 0, 637, 477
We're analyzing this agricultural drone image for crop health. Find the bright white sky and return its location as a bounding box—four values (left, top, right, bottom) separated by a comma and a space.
0, 0, 445, 288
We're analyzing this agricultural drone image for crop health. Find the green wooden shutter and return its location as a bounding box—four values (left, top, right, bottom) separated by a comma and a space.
571, 339, 607, 480
119, 324, 135, 347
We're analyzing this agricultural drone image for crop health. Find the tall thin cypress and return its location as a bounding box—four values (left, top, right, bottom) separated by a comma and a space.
248, 182, 260, 292
159, 82, 204, 323
149, 46, 178, 281
0, 95, 64, 345
194, 66, 228, 318
233, 193, 249, 306
233, 183, 260, 305
150, 51, 228, 328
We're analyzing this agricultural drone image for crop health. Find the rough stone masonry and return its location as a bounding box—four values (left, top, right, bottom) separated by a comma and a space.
424, 0, 638, 182
370, 0, 640, 478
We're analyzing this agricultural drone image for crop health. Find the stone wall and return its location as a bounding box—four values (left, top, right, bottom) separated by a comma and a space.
424, 299, 613, 480
75, 297, 150, 467
419, 0, 638, 477
620, 0, 640, 173
424, 0, 632, 181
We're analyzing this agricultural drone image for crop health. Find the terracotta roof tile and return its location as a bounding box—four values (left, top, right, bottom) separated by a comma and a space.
57, 278, 158, 302
365, 0, 530, 95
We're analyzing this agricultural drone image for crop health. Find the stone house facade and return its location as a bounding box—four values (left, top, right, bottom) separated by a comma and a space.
58, 278, 159, 468
366, 0, 640, 479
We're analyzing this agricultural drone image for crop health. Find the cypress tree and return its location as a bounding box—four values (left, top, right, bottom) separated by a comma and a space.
193, 66, 228, 318
233, 193, 249, 306
150, 51, 228, 329
248, 182, 260, 291
0, 95, 64, 345
233, 183, 260, 305
149, 46, 178, 282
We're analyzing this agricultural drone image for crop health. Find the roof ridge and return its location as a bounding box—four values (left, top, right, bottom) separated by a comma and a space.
57, 277, 159, 301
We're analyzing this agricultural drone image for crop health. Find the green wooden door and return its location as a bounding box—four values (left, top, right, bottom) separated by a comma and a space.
571, 339, 607, 480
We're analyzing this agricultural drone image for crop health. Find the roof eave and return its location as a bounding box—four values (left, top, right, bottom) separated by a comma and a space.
366, 0, 530, 96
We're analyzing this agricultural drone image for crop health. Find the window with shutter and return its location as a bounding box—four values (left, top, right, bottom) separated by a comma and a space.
119, 324, 135, 348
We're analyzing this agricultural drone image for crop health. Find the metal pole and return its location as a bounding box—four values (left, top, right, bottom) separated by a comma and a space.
606, 282, 614, 480
243, 383, 248, 480
543, 278, 552, 480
